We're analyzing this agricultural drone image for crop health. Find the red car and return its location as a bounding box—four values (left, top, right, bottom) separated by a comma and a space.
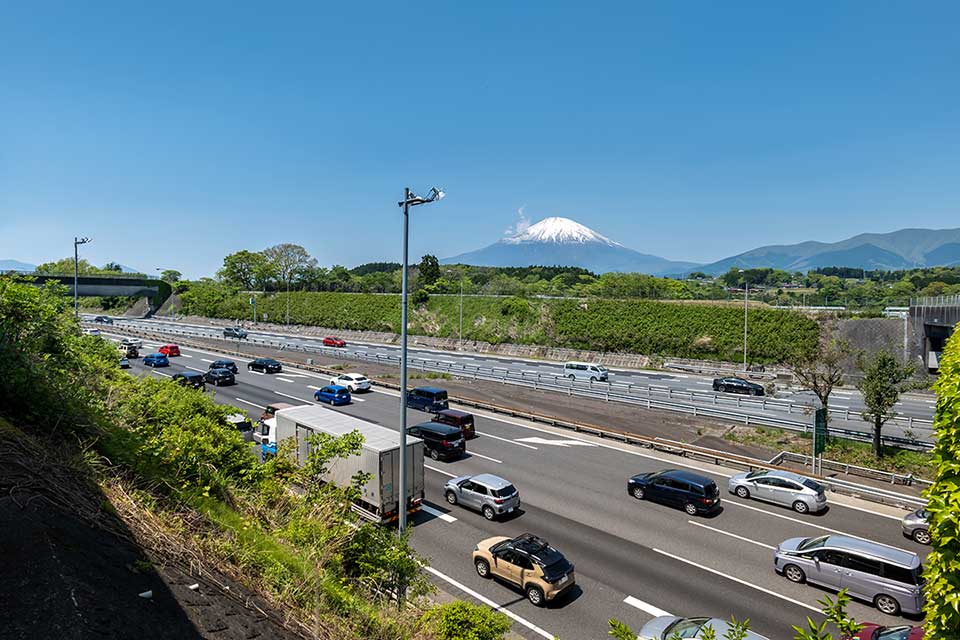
159, 344, 181, 357
322, 336, 346, 347
856, 624, 924, 640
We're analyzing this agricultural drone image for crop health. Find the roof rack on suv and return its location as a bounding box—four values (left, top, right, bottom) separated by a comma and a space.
512, 533, 549, 555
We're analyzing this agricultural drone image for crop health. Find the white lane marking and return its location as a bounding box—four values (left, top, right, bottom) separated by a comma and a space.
469, 451, 503, 464
623, 595, 671, 618
201, 358, 214, 363
480, 432, 538, 450
425, 464, 458, 478
424, 567, 554, 640
234, 398, 266, 410
421, 504, 457, 523
185, 366, 206, 372
249, 370, 265, 376
651, 548, 820, 613
152, 370, 172, 378
826, 499, 908, 521
180, 354, 193, 358
725, 500, 914, 551
831, 404, 850, 409
276, 377, 295, 383
307, 385, 323, 390
515, 436, 597, 447
350, 396, 366, 402
281, 373, 308, 378
687, 520, 775, 550
274, 391, 316, 405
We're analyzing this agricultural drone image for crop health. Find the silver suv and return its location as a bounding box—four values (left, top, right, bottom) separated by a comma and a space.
774, 535, 924, 616
728, 469, 827, 514
444, 474, 520, 521
900, 508, 930, 545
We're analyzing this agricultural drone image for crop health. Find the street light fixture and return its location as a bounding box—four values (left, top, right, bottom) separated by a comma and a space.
737, 269, 748, 371
74, 236, 92, 319
397, 186, 444, 534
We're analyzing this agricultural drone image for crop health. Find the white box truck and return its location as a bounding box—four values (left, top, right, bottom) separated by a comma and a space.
274, 405, 425, 524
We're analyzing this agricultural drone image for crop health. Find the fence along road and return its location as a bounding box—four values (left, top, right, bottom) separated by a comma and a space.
99, 316, 936, 449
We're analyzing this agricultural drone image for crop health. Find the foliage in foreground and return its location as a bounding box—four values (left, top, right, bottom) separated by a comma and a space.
923, 328, 960, 638
0, 276, 492, 640
418, 601, 512, 640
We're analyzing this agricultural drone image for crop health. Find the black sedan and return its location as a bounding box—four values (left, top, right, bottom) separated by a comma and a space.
247, 358, 282, 374
209, 359, 239, 374
712, 376, 765, 396
172, 371, 206, 390
204, 368, 236, 386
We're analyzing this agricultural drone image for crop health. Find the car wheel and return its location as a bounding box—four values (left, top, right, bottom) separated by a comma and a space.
590, 376, 597, 382
482, 505, 496, 521
445, 491, 458, 505
475, 559, 490, 578
526, 585, 545, 607
792, 500, 809, 514
913, 528, 932, 545
567, 374, 575, 380
430, 449, 440, 461
631, 486, 645, 500
683, 502, 698, 516
874, 594, 901, 616
735, 486, 750, 499
783, 564, 805, 583
719, 385, 727, 393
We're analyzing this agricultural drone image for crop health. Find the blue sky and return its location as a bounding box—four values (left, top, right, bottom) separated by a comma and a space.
1, 2, 958, 277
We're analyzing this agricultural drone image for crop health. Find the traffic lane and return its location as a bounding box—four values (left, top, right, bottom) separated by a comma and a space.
415, 472, 818, 640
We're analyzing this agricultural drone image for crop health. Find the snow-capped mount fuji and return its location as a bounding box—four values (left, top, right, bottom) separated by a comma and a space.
442, 216, 698, 275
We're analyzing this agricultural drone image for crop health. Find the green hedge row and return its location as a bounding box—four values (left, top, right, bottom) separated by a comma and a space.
179, 284, 818, 363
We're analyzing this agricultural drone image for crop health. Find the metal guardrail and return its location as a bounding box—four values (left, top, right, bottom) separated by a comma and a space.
102, 324, 928, 509
769, 451, 932, 489
99, 320, 936, 450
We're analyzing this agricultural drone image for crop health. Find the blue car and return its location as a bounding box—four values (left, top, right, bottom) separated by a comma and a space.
313, 385, 351, 406
143, 353, 170, 367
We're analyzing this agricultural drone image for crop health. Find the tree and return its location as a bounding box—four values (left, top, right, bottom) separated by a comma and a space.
35, 257, 95, 275
785, 332, 851, 439
418, 254, 441, 288
923, 330, 960, 639
855, 350, 916, 457
102, 262, 123, 272
218, 250, 270, 290
262, 243, 317, 291
159, 269, 182, 283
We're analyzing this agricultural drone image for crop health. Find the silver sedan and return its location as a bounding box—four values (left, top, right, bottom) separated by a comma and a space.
901, 508, 930, 545
728, 469, 827, 514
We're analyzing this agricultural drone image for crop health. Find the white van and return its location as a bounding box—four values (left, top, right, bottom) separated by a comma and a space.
563, 362, 609, 382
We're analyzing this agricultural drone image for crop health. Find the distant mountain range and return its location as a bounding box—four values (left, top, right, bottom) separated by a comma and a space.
0, 259, 36, 272
442, 219, 960, 277
442, 217, 698, 275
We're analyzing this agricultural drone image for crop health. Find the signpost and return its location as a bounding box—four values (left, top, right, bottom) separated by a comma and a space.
812, 408, 827, 474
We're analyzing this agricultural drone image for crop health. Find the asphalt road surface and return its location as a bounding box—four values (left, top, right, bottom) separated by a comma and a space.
113, 334, 929, 640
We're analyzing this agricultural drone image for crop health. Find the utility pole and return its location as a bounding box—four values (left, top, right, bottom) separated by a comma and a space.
743, 281, 748, 371
459, 276, 464, 350
73, 236, 91, 320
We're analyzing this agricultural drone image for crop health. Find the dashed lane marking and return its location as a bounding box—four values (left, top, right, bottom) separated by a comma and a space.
623, 595, 671, 618
234, 398, 266, 410
686, 520, 775, 550
420, 504, 457, 523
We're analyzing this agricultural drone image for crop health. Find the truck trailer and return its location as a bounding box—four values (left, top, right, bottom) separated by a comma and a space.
274, 404, 425, 524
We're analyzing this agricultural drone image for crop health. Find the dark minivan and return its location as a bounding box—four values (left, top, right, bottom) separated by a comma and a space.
627, 469, 721, 516
172, 371, 206, 390
406, 387, 449, 413
432, 409, 476, 439
407, 422, 465, 461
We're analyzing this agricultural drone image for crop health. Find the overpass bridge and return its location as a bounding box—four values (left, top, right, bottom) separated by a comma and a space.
26, 274, 162, 298
910, 294, 960, 372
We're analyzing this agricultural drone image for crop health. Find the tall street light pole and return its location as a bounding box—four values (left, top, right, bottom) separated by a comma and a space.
397, 186, 444, 534
74, 236, 92, 320
737, 269, 748, 372
459, 276, 464, 350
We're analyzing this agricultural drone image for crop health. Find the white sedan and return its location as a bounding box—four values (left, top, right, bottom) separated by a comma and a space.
329, 373, 371, 392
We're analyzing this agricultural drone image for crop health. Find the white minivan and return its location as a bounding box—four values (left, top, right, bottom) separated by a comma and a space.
563, 362, 609, 382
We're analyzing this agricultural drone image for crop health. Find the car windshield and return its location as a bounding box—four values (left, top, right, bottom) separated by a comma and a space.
354, 376, 367, 382
802, 479, 823, 492
336, 390, 349, 396
493, 485, 516, 498
664, 617, 710, 638
798, 535, 829, 551
876, 627, 913, 640
745, 470, 767, 479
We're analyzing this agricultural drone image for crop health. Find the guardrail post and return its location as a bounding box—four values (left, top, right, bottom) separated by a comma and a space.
844, 409, 849, 421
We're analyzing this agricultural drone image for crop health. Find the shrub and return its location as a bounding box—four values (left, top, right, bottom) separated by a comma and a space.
419, 601, 512, 640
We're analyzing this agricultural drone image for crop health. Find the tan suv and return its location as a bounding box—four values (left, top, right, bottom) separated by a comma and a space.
472, 533, 575, 606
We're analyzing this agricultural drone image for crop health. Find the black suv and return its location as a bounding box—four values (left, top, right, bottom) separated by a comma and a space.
172, 371, 206, 390
224, 327, 248, 339
209, 359, 239, 374
248, 358, 282, 373
712, 376, 765, 396
93, 315, 113, 325
407, 422, 465, 461
204, 368, 236, 386
406, 387, 450, 413
627, 469, 721, 516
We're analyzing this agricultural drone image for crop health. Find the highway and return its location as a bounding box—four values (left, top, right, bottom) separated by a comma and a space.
101, 316, 937, 446
113, 334, 929, 640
